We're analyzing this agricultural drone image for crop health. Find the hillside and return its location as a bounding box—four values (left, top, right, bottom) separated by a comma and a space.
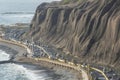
23, 0, 120, 69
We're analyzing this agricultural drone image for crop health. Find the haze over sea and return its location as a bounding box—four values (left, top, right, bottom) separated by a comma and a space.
0, 0, 60, 25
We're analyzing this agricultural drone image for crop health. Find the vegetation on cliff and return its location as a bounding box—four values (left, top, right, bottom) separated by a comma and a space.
61, 0, 80, 4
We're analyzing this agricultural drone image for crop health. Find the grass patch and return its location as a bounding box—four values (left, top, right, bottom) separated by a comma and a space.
61, 0, 86, 4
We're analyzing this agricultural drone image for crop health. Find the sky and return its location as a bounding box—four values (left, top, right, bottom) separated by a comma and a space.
0, 0, 61, 3
0, 0, 61, 2
0, 0, 61, 12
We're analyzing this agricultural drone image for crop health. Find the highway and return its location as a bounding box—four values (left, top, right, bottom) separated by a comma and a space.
0, 38, 111, 80
0, 38, 32, 56
33, 43, 110, 80
91, 67, 109, 80
20, 57, 89, 80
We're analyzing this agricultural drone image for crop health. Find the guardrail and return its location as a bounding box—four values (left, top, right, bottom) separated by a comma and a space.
34, 58, 89, 80
91, 67, 109, 80
0, 38, 32, 56
0, 38, 109, 80
0, 38, 89, 80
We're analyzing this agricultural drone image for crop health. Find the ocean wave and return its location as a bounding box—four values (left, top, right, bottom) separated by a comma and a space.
0, 13, 33, 25
1, 12, 34, 15
0, 50, 10, 61
5, 14, 34, 18
0, 63, 47, 80
0, 50, 49, 80
0, 12, 34, 18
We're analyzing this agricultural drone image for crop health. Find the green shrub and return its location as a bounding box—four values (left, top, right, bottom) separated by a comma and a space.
63, 0, 70, 4
62, 0, 84, 4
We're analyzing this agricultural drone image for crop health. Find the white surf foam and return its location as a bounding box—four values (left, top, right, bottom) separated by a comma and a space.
0, 50, 49, 80
0, 63, 47, 80
0, 50, 10, 61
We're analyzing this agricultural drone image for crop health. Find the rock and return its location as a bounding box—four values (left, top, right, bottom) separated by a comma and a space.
23, 0, 120, 69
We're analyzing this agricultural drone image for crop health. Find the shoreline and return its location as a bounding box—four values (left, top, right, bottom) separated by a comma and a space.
16, 57, 82, 80
0, 41, 27, 59
0, 41, 81, 80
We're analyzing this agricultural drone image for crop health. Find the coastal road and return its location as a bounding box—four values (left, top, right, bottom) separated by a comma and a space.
81, 70, 89, 80
90, 67, 109, 80
0, 38, 89, 80
0, 38, 109, 80
20, 57, 90, 80
0, 38, 28, 58
0, 38, 32, 56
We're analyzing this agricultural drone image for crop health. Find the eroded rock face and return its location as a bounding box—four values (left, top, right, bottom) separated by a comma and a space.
24, 0, 120, 69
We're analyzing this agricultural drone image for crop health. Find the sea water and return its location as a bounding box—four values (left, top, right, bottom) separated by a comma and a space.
0, 0, 60, 80
0, 13, 34, 25
0, 50, 10, 61
0, 0, 60, 25
0, 50, 50, 80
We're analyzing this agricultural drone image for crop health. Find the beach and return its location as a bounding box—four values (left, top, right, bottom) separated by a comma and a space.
0, 40, 81, 80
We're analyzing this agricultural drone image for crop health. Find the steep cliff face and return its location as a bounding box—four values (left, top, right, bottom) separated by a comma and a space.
24, 0, 120, 69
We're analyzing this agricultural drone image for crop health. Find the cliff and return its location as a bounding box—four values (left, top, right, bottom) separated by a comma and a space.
23, 0, 120, 69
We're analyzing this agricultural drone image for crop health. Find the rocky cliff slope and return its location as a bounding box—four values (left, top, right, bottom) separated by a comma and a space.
23, 0, 120, 69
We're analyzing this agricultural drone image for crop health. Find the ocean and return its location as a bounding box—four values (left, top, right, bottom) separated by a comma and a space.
0, 50, 52, 80
0, 0, 60, 80
0, 0, 60, 25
